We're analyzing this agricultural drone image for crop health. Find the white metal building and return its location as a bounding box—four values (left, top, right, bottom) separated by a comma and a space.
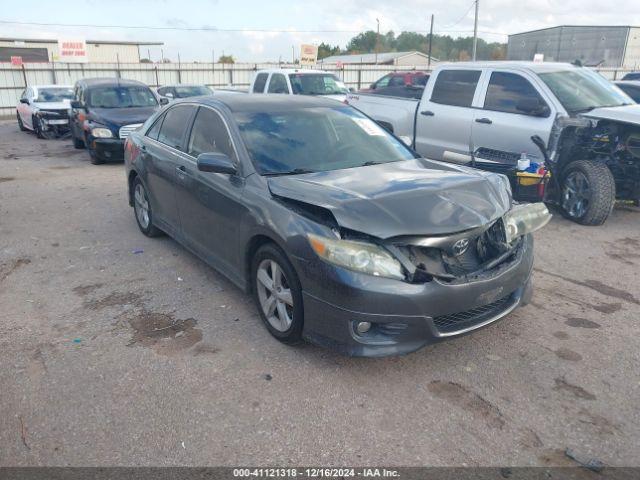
0, 38, 163, 63
319, 51, 437, 66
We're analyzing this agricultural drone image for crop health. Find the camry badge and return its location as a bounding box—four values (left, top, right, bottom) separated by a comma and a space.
452, 238, 470, 256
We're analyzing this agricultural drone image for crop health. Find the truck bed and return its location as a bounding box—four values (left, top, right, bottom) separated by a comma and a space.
345, 92, 418, 137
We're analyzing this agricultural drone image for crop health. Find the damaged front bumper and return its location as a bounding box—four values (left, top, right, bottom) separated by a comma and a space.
295, 233, 534, 357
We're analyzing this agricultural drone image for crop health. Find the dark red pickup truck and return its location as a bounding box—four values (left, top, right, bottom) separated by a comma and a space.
359, 71, 429, 98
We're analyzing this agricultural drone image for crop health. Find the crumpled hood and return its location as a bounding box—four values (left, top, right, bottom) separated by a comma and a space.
89, 106, 158, 128
268, 158, 511, 238
581, 104, 640, 127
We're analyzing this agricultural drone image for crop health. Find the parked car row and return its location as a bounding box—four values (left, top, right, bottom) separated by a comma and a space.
347, 62, 640, 226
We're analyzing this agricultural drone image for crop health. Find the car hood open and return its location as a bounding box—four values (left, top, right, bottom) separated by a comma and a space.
267, 158, 511, 239
581, 104, 640, 127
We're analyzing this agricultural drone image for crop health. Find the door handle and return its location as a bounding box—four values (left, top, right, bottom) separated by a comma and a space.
420, 110, 435, 116
175, 165, 188, 178
475, 117, 492, 124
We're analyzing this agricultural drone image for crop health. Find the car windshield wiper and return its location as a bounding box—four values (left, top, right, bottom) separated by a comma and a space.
263, 168, 317, 176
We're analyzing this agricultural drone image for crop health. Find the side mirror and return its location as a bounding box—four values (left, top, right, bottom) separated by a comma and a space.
164, 92, 174, 99
19, 98, 29, 104
197, 152, 237, 175
516, 98, 550, 117
369, 83, 376, 90
159, 97, 169, 105
70, 100, 83, 109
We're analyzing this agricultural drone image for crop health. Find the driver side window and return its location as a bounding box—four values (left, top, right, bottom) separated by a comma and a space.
376, 75, 391, 88
187, 107, 237, 161
268, 74, 289, 94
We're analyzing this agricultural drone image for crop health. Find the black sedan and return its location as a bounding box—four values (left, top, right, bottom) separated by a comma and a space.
124, 95, 550, 357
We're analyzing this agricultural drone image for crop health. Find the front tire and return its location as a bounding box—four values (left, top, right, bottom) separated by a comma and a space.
251, 244, 304, 344
132, 177, 162, 237
72, 128, 85, 149
86, 134, 104, 165
560, 160, 615, 226
17, 113, 27, 131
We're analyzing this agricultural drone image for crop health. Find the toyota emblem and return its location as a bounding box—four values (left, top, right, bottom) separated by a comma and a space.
452, 238, 470, 256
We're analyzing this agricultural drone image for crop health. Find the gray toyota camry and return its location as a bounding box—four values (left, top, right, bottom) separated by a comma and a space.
124, 95, 550, 357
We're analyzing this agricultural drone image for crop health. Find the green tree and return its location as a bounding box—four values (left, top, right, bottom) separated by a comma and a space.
218, 55, 235, 64
318, 42, 341, 60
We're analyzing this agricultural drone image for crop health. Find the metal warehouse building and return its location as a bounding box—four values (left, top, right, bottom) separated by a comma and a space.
0, 38, 163, 63
507, 25, 640, 68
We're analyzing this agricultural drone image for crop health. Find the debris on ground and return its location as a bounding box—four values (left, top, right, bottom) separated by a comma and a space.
565, 447, 605, 473
132, 249, 144, 254
18, 416, 30, 450
264, 374, 272, 381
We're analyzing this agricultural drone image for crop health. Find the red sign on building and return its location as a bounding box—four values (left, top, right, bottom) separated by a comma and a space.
11, 56, 23, 66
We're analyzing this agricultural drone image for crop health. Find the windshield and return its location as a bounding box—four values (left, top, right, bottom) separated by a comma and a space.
539, 69, 633, 114
234, 106, 416, 175
175, 85, 212, 98
36, 87, 74, 102
88, 86, 158, 108
288, 74, 348, 96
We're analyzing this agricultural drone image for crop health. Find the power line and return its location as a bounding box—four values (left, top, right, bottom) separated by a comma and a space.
0, 19, 508, 37
441, 0, 477, 29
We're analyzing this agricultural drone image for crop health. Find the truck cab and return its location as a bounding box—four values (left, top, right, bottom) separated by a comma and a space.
249, 69, 348, 102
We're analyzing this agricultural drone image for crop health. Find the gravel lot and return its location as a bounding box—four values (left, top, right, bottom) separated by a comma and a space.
1, 119, 639, 467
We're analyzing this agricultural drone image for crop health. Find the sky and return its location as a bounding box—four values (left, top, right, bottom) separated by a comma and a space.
2, 0, 640, 62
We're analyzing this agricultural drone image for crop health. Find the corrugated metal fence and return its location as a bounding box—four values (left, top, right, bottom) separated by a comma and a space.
0, 61, 636, 117
0, 62, 411, 117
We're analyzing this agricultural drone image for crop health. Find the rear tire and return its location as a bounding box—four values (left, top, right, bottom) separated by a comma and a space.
251, 244, 304, 345
132, 177, 162, 237
17, 113, 27, 131
560, 160, 615, 226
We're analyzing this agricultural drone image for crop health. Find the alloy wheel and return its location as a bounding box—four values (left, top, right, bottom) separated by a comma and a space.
134, 183, 150, 229
562, 171, 591, 218
256, 259, 294, 332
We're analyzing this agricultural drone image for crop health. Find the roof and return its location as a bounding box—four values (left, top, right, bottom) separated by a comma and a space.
76, 77, 149, 87
182, 94, 345, 113
441, 60, 580, 73
508, 25, 637, 38
320, 51, 435, 64
0, 37, 163, 46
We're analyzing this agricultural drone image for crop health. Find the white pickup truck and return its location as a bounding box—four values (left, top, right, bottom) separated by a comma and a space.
347, 61, 640, 225
246, 68, 349, 101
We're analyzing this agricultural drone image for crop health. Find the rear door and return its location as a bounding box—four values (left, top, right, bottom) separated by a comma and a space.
415, 68, 483, 163
471, 70, 555, 166
252, 73, 269, 93
143, 104, 195, 235
174, 106, 246, 278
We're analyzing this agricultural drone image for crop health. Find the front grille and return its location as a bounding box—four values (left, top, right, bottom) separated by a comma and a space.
474, 147, 520, 165
39, 109, 68, 120
433, 294, 514, 334
119, 123, 143, 139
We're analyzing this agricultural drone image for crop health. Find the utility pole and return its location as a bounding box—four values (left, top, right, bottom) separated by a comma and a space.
292, 45, 295, 63
375, 18, 380, 64
428, 14, 434, 68
472, 0, 479, 61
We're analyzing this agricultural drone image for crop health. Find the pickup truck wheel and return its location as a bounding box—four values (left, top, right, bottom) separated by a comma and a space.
17, 113, 27, 132
561, 160, 615, 226
252, 244, 304, 345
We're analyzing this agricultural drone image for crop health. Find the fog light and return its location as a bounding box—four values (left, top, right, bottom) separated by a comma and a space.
356, 321, 371, 334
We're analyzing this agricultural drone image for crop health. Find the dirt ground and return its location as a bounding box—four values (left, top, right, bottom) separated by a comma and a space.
1, 119, 639, 467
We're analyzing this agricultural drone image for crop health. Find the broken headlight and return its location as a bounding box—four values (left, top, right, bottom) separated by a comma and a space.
307, 233, 404, 280
503, 203, 552, 243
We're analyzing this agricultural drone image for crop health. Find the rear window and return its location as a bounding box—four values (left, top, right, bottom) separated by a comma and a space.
430, 70, 481, 107
253, 73, 268, 93
157, 105, 193, 150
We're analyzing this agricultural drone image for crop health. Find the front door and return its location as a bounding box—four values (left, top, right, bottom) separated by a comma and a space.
174, 106, 246, 279
471, 70, 556, 166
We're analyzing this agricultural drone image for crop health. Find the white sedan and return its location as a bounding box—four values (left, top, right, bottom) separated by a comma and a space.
16, 85, 74, 138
